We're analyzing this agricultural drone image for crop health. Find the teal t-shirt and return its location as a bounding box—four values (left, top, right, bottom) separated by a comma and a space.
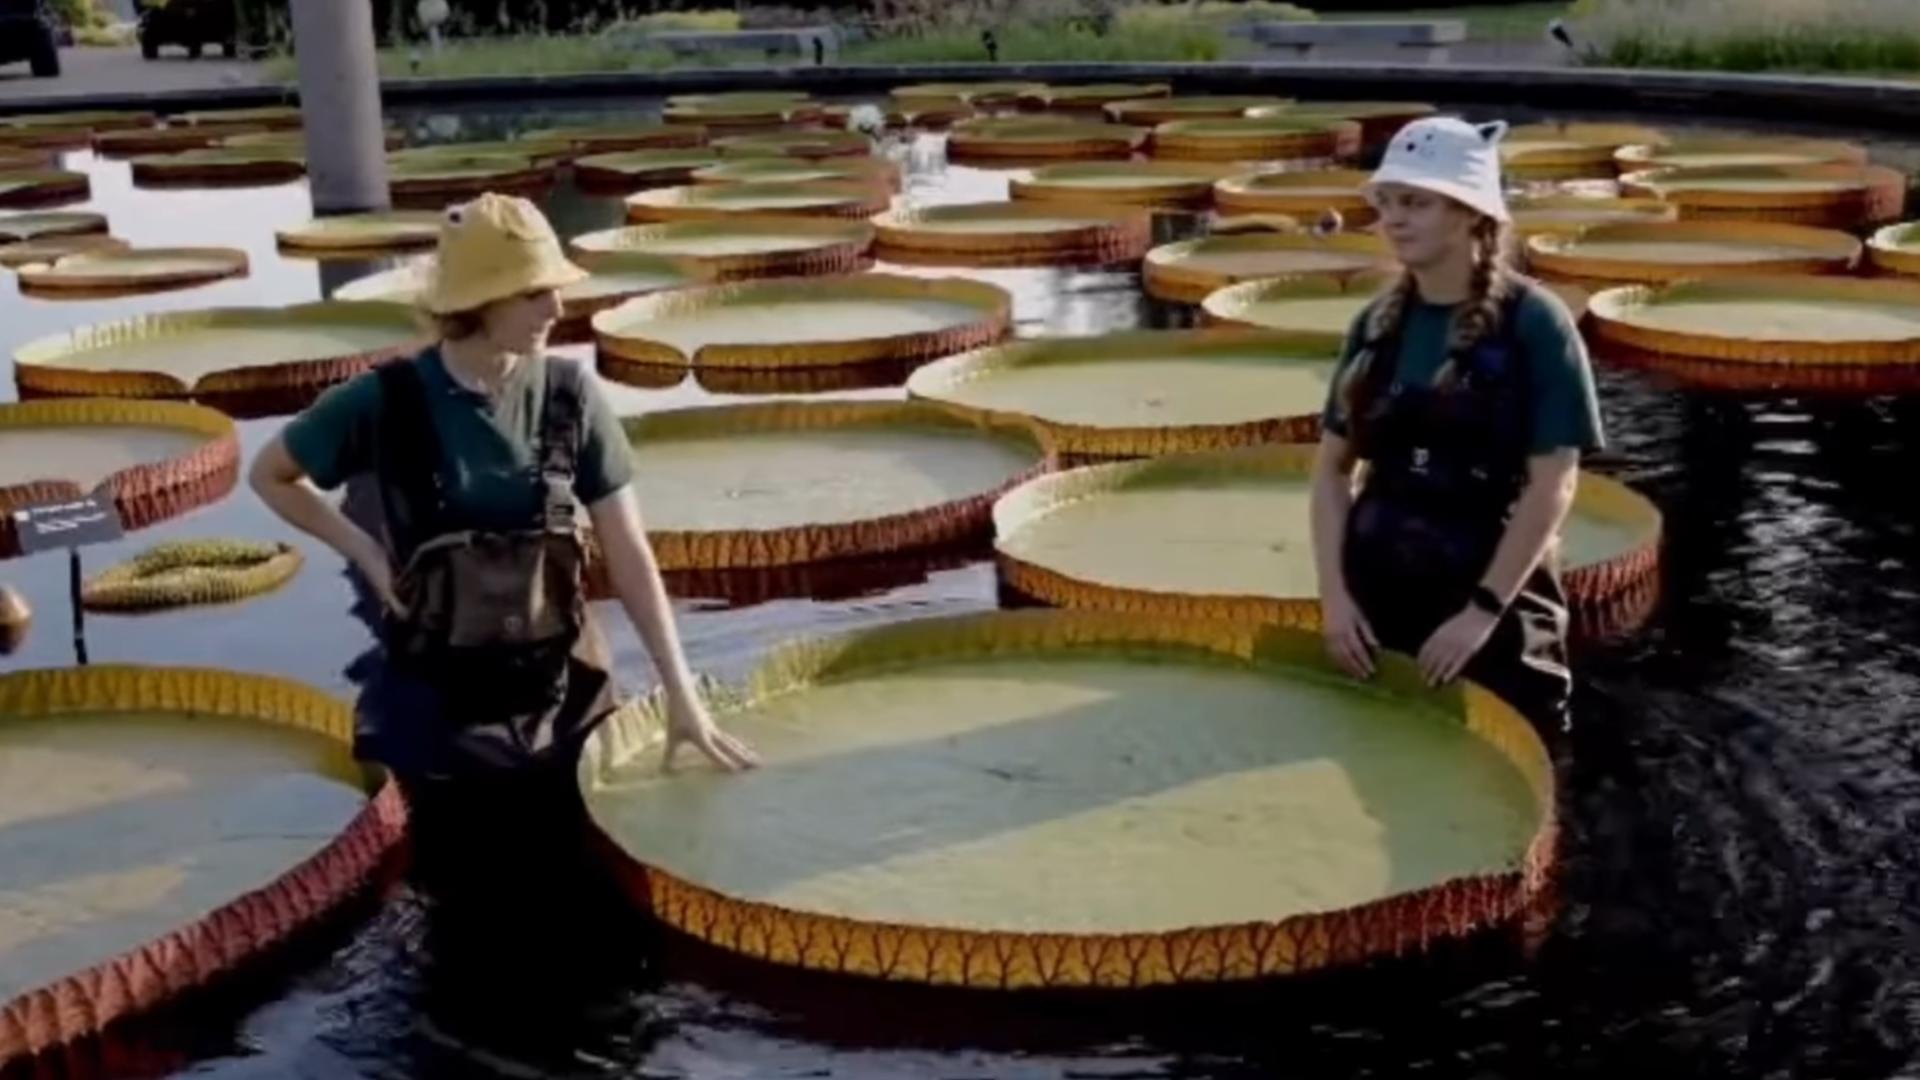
282, 348, 634, 531
1321, 280, 1606, 455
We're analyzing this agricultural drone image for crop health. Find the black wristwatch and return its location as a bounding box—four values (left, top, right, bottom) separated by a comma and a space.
1468, 585, 1506, 617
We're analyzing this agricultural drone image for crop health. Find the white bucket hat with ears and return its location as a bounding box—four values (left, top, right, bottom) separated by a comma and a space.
1365, 116, 1511, 224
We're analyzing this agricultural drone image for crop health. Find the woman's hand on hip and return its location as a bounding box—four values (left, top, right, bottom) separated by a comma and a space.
349, 537, 408, 619
662, 692, 760, 774
1321, 586, 1379, 679
1417, 606, 1499, 687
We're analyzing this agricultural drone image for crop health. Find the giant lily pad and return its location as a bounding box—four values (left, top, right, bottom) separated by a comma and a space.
993, 444, 1660, 636
520, 122, 704, 152
130, 148, 304, 186
1868, 221, 1920, 277
0, 234, 128, 270
623, 180, 889, 224
581, 609, 1555, 989
0, 210, 107, 243
907, 329, 1337, 456
0, 665, 403, 1058
1104, 95, 1293, 126
873, 201, 1151, 265
386, 152, 552, 200
0, 170, 89, 209
0, 398, 239, 556
1614, 136, 1866, 172
712, 129, 873, 159
691, 156, 899, 189
1213, 169, 1375, 224
274, 211, 444, 255
947, 118, 1147, 162
1508, 194, 1678, 239
1527, 220, 1861, 286
572, 218, 874, 280
1151, 117, 1359, 162
575, 149, 723, 189
593, 273, 1010, 374
1588, 275, 1920, 366
1010, 160, 1239, 209
621, 400, 1046, 569
1618, 163, 1908, 228
1143, 232, 1390, 303
17, 247, 249, 296
13, 301, 428, 401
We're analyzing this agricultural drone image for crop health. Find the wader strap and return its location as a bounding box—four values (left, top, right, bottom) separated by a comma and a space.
538, 358, 585, 534
376, 360, 445, 564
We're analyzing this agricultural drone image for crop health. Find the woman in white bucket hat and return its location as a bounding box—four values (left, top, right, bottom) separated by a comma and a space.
1307, 116, 1606, 733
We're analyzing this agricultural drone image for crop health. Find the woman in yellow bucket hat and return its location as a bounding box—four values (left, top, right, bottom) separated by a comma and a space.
250, 193, 754, 896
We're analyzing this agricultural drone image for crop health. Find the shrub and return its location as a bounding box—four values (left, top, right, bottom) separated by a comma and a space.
1571, 0, 1920, 73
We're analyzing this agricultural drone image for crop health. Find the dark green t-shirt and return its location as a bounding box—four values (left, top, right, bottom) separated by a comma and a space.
282, 348, 634, 530
1321, 280, 1606, 455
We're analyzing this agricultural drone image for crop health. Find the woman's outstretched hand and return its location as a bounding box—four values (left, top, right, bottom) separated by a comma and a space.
1321, 587, 1379, 679
662, 693, 760, 774
1417, 606, 1499, 687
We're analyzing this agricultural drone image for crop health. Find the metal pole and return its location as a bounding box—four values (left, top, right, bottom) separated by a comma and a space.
68, 547, 87, 666
289, 0, 391, 214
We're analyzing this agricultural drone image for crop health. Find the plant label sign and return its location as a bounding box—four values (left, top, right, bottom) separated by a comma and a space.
12, 496, 124, 555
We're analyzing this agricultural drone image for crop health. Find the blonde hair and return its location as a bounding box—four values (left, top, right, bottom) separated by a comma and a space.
1338, 213, 1516, 442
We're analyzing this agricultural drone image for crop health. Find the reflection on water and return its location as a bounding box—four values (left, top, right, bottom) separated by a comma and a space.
3, 97, 1920, 1079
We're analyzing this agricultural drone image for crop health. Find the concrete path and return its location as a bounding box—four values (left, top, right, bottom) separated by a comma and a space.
0, 47, 267, 105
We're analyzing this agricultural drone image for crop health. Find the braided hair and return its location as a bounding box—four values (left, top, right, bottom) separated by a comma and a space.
1337, 213, 1516, 445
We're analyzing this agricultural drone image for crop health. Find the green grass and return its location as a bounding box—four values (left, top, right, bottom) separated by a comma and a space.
1569, 0, 1920, 73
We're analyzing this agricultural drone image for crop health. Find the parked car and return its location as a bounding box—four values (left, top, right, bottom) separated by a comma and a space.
0, 0, 60, 78
136, 0, 238, 59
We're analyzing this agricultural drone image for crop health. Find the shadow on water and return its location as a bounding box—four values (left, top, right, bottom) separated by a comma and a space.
5, 97, 1920, 1078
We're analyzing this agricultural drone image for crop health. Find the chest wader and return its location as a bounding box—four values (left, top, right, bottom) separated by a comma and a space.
355, 358, 620, 902
1341, 293, 1574, 733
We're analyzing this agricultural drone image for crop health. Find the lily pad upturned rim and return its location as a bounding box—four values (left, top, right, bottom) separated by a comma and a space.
1526, 220, 1863, 285
1213, 168, 1376, 217
519, 122, 706, 151
1009, 160, 1241, 208
571, 218, 875, 280
689, 156, 900, 189
1028, 82, 1173, 108
16, 246, 251, 294
993, 444, 1662, 633
1103, 95, 1295, 126
81, 539, 303, 612
0, 234, 129, 269
1587, 274, 1920, 365
593, 272, 1011, 370
622, 180, 892, 224
0, 664, 404, 1060
1508, 194, 1680, 238
0, 210, 108, 243
0, 398, 238, 557
575, 149, 724, 188
946, 118, 1149, 160
579, 607, 1555, 990
273, 211, 445, 253
92, 124, 265, 155
1150, 117, 1359, 161
891, 81, 1049, 106
1616, 163, 1908, 226
1867, 222, 1920, 277
710, 130, 874, 160
1613, 136, 1868, 171
1143, 231, 1392, 303
13, 300, 429, 399
620, 399, 1048, 570
905, 328, 1337, 456
872, 200, 1152, 258
1199, 270, 1395, 344
386, 152, 553, 195
128, 148, 305, 184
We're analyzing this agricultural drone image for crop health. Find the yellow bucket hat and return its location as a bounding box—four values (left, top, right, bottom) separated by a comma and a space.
420, 192, 588, 315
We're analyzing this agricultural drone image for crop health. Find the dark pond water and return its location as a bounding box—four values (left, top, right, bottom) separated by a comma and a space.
4, 95, 1920, 1080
